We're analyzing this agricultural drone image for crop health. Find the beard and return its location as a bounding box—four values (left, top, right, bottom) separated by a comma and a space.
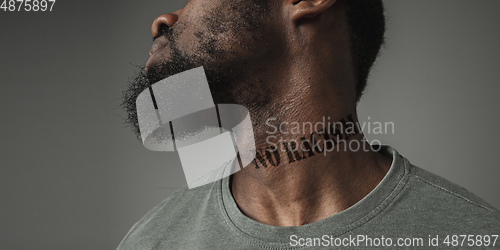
121, 0, 276, 140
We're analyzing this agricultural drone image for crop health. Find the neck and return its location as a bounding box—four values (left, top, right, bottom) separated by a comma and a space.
230, 62, 392, 226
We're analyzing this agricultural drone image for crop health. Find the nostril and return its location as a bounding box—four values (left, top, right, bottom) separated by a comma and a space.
153, 24, 169, 41
151, 13, 179, 38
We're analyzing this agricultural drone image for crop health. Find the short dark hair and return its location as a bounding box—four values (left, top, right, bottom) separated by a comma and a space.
344, 0, 386, 101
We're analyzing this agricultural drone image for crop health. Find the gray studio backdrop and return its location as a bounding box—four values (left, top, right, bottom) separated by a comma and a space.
1, 0, 499, 249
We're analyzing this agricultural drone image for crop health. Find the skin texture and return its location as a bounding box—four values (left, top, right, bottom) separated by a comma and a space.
132, 0, 392, 227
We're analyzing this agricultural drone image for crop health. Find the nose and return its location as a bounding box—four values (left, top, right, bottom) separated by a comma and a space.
151, 13, 179, 38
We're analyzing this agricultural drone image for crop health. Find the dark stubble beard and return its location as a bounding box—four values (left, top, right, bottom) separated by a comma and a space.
121, 0, 275, 140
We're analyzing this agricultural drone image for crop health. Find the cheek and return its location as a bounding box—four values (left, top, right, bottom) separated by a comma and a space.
174, 21, 241, 58
196, 5, 250, 46
171, 2, 272, 59
174, 27, 200, 55
169, 6, 207, 54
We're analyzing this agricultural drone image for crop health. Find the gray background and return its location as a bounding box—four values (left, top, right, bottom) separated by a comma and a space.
1, 0, 499, 249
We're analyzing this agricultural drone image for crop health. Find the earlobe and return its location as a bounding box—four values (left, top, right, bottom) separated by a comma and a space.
290, 0, 337, 22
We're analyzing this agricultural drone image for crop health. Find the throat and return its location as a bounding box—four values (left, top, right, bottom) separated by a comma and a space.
229, 140, 392, 227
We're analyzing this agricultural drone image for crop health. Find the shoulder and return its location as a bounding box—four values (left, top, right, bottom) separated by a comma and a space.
373, 146, 500, 234
410, 165, 498, 213
117, 182, 220, 249
395, 162, 500, 231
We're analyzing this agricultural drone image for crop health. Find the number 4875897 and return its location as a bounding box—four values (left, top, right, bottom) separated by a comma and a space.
1, 0, 56, 12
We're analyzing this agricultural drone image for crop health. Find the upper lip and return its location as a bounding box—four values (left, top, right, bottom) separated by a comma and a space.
146, 36, 168, 72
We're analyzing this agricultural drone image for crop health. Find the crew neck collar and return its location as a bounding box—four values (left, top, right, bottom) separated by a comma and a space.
216, 146, 411, 248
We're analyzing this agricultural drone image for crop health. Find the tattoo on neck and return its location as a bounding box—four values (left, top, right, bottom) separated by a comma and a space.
251, 114, 368, 169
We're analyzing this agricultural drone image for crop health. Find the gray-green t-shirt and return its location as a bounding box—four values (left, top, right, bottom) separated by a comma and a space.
118, 147, 500, 249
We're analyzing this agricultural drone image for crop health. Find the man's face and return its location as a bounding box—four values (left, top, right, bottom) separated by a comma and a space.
147, 0, 272, 74
122, 0, 282, 138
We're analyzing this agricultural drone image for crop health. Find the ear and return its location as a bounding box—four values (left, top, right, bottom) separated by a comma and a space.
290, 0, 337, 21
